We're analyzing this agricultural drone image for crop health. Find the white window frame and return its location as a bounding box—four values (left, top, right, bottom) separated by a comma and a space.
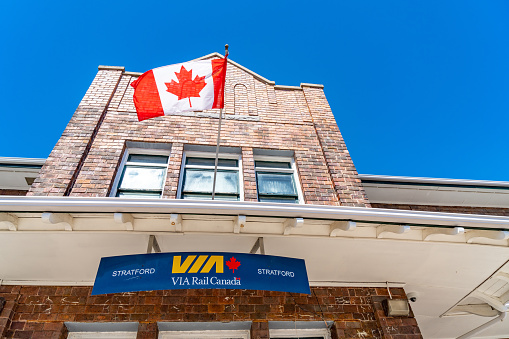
177, 151, 244, 201
159, 329, 250, 339
110, 146, 171, 198
269, 328, 330, 339
254, 155, 304, 204
68, 332, 137, 339
66, 322, 139, 339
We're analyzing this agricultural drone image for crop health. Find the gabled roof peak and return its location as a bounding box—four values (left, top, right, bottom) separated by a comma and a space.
113, 53, 324, 89
197, 52, 275, 85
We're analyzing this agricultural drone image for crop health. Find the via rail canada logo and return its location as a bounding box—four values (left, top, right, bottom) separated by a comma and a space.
171, 255, 242, 287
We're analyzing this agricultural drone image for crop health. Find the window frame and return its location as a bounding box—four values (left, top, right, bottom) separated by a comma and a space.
68, 332, 138, 339
65, 322, 139, 339
254, 155, 304, 204
110, 146, 171, 198
159, 329, 250, 339
269, 328, 330, 338
177, 151, 244, 201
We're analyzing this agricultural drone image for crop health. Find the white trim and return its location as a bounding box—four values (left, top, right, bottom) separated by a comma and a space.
68, 332, 137, 339
359, 174, 509, 188
159, 330, 250, 339
1, 197, 509, 229
269, 328, 330, 339
0, 157, 46, 166
109, 150, 128, 197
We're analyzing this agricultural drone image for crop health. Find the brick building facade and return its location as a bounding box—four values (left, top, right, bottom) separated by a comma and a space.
2, 54, 509, 338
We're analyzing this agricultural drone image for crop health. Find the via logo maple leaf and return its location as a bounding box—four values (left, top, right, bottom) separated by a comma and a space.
226, 257, 241, 273
165, 66, 207, 108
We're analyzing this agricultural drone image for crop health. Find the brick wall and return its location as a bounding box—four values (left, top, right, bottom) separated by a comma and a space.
0, 190, 27, 196
28, 60, 370, 207
0, 285, 420, 339
371, 203, 509, 217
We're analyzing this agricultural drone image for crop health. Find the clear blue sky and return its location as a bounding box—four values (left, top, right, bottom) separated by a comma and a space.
1, 1, 508, 181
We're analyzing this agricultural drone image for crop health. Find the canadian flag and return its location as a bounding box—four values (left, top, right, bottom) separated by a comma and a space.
131, 57, 227, 121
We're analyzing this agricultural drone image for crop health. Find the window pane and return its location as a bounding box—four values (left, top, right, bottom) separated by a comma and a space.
128, 154, 168, 164
183, 169, 238, 194
119, 166, 166, 190
118, 191, 162, 198
182, 194, 239, 201
186, 157, 215, 166
258, 196, 298, 203
186, 157, 238, 167
255, 161, 291, 169
257, 172, 296, 195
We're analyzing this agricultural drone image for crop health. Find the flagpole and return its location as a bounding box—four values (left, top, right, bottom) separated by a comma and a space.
211, 44, 228, 200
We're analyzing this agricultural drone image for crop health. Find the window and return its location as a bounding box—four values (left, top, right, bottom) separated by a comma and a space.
66, 322, 138, 339
111, 142, 171, 198
178, 149, 242, 201
268, 322, 331, 339
160, 330, 250, 339
158, 321, 251, 339
68, 332, 137, 339
269, 330, 328, 339
254, 155, 302, 204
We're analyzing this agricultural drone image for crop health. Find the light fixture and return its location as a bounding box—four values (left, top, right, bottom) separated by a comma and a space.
382, 298, 410, 317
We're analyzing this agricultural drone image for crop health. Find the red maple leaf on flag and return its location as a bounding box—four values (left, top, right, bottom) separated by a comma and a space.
165, 66, 207, 108
226, 257, 241, 273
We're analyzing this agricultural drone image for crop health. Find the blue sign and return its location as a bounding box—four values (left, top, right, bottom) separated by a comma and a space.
92, 252, 310, 295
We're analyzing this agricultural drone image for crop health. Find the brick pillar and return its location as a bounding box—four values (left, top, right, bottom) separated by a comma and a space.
330, 321, 344, 339
0, 286, 18, 338
242, 147, 258, 201
372, 295, 422, 339
137, 322, 158, 339
28, 66, 124, 196
301, 84, 371, 207
163, 143, 184, 199
250, 321, 269, 339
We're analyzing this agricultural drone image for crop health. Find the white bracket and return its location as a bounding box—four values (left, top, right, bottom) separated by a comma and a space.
448, 304, 499, 317
466, 230, 509, 243
41, 212, 73, 231
0, 213, 18, 231
114, 213, 134, 231
494, 272, 509, 283
423, 227, 464, 241
250, 237, 265, 254
377, 225, 410, 238
471, 291, 507, 313
283, 218, 304, 235
330, 221, 356, 236
234, 215, 246, 234
170, 214, 182, 232
147, 235, 161, 253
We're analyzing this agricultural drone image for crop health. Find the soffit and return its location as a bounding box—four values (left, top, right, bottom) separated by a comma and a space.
0, 166, 41, 190
2, 200, 509, 338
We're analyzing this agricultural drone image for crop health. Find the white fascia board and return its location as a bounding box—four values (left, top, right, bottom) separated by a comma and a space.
359, 174, 509, 188
1, 196, 509, 230
0, 157, 46, 166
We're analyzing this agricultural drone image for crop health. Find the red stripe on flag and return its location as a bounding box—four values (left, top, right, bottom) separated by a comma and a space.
211, 58, 227, 109
131, 70, 164, 121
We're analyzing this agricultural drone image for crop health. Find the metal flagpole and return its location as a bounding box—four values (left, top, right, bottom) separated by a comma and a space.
211, 44, 229, 200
